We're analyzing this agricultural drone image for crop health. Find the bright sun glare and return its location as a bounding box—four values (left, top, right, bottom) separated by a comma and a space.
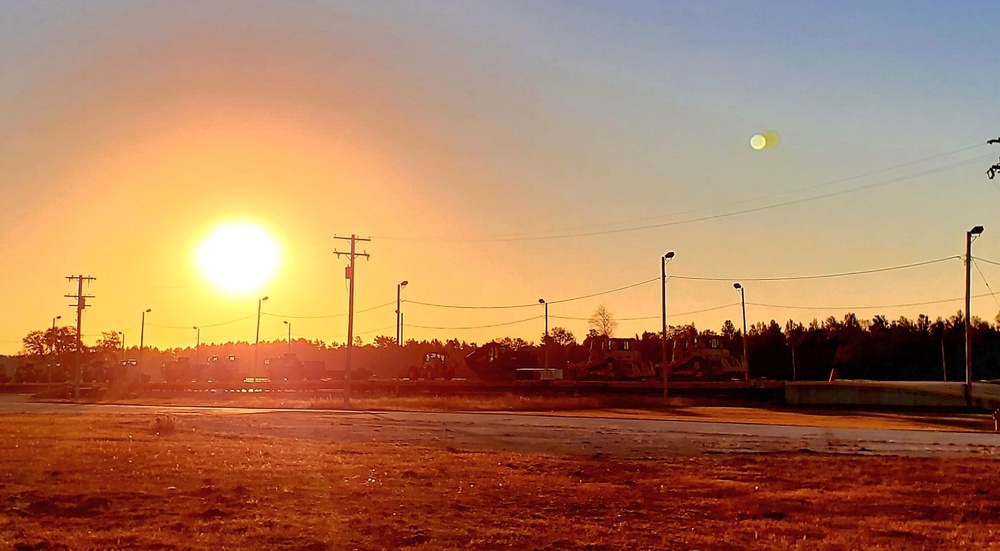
196, 222, 281, 294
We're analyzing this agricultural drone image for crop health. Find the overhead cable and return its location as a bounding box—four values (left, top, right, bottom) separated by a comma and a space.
972, 260, 1000, 310
406, 316, 542, 331
262, 301, 395, 319
374, 150, 992, 243
671, 256, 959, 282
746, 293, 997, 311
973, 256, 1000, 268
149, 314, 256, 330
549, 302, 740, 322
480, 144, 990, 240
403, 255, 958, 310
404, 278, 658, 310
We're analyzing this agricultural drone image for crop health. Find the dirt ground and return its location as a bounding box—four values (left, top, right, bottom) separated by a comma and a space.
101, 392, 1000, 432
2, 412, 999, 550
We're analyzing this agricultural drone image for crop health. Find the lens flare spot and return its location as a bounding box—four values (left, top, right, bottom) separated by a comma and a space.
763, 130, 780, 147
750, 134, 767, 150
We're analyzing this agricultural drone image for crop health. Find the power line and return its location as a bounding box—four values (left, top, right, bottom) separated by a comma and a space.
149, 314, 256, 330
357, 324, 398, 337
550, 302, 740, 322
374, 150, 992, 243
472, 144, 990, 240
406, 316, 542, 331
671, 256, 959, 282
403, 278, 659, 310
746, 293, 998, 311
548, 278, 659, 305
403, 255, 958, 311
972, 260, 1000, 310
261, 301, 395, 319
973, 256, 1000, 268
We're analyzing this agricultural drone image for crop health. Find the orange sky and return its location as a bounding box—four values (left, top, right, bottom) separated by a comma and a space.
2, 2, 1000, 354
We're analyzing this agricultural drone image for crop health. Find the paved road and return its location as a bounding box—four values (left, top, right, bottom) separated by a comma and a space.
2, 395, 998, 458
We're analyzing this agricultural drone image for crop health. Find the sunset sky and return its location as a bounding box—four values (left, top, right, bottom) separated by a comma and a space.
2, 1, 1000, 354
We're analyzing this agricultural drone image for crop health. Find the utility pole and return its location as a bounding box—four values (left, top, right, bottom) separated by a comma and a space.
334, 234, 370, 406
65, 275, 96, 399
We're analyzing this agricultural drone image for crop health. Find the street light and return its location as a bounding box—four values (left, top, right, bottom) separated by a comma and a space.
393, 281, 409, 396
283, 320, 291, 354
965, 225, 984, 407
661, 251, 675, 398
139, 308, 151, 372
538, 298, 549, 370
733, 283, 749, 378
118, 331, 125, 362
193, 326, 201, 365
255, 296, 269, 375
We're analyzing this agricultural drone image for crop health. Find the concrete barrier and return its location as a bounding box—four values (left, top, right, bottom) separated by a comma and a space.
786, 380, 1000, 410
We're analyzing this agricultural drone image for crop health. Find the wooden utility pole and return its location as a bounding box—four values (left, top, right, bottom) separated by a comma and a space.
65, 275, 96, 399
334, 234, 370, 406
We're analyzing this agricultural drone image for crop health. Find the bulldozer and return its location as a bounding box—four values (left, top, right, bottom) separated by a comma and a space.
667, 336, 747, 381
567, 336, 656, 381
408, 352, 456, 380
464, 342, 543, 381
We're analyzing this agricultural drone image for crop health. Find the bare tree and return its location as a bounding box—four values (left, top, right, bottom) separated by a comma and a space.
588, 305, 617, 337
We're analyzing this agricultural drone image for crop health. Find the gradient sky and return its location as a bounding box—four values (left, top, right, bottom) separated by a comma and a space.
2, 1, 1000, 354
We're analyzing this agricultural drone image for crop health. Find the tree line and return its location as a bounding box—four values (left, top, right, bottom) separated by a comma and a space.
5, 308, 1000, 383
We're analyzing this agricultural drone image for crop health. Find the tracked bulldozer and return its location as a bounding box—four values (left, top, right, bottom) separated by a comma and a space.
566, 336, 656, 380
667, 336, 747, 381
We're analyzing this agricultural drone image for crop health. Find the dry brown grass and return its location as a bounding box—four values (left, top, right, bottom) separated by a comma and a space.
1, 413, 999, 550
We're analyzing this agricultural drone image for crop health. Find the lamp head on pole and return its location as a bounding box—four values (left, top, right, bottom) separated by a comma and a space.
400, 280, 408, 288
733, 282, 742, 290
144, 308, 151, 313
283, 320, 289, 326
664, 251, 675, 261
970, 225, 984, 236
55, 315, 61, 321
538, 298, 546, 304
261, 296, 269, 302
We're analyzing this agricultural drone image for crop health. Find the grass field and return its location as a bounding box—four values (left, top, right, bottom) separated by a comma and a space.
2, 412, 999, 550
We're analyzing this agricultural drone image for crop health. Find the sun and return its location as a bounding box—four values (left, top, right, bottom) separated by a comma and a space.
196, 222, 281, 294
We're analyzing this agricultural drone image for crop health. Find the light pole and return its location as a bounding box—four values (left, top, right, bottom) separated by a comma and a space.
255, 296, 269, 375
661, 251, 675, 398
396, 281, 408, 379
118, 331, 124, 362
283, 320, 291, 354
50, 316, 61, 383
538, 298, 549, 370
965, 225, 984, 407
139, 308, 151, 373
193, 326, 201, 365
734, 283, 749, 378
